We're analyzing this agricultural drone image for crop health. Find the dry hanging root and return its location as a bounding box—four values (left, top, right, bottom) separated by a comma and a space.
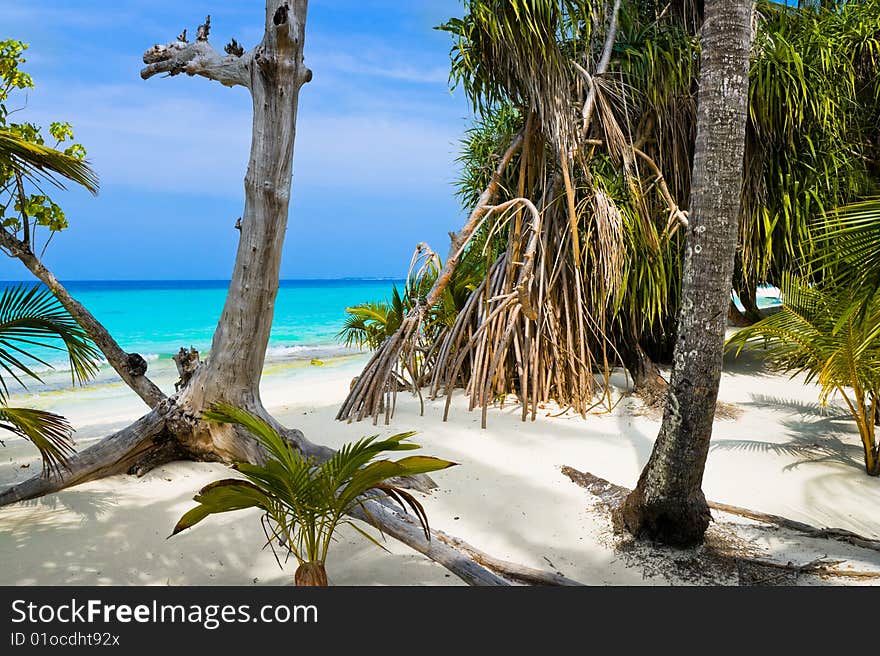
336, 131, 526, 424
338, 196, 542, 425
429, 198, 617, 428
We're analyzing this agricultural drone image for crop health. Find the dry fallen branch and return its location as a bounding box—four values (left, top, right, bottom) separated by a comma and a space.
433, 530, 582, 586
350, 499, 583, 586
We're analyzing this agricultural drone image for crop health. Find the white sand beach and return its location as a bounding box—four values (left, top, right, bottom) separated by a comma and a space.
1, 345, 878, 586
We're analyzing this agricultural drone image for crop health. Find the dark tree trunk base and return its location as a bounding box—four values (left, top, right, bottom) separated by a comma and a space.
737, 284, 764, 324
616, 485, 711, 548
126, 428, 216, 477
727, 301, 752, 327
619, 334, 669, 408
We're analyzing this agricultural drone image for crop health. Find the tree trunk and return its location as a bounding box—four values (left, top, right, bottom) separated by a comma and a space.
619, 328, 668, 407
294, 561, 328, 586
139, 4, 314, 465
618, 0, 754, 547
736, 282, 763, 323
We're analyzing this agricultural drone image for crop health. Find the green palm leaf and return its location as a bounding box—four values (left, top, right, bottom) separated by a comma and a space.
0, 406, 75, 478
0, 284, 101, 401
175, 405, 457, 573
728, 275, 880, 474
0, 128, 98, 194
813, 199, 880, 311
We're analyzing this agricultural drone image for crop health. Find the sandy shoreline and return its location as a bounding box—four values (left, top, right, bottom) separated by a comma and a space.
1, 349, 878, 586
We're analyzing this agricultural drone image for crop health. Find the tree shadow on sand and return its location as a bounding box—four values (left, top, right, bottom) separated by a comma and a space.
17, 489, 118, 522
711, 394, 864, 472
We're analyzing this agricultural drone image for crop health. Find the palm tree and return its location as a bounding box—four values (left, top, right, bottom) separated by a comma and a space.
728, 276, 880, 475
0, 285, 100, 476
171, 404, 456, 586
619, 0, 754, 547
338, 286, 407, 351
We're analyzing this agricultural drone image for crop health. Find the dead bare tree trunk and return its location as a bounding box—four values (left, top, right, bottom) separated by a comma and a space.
0, 3, 320, 498
618, 0, 754, 547
143, 5, 314, 464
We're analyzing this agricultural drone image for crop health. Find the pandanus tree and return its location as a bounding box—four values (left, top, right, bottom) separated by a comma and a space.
0, 3, 569, 587
338, 0, 699, 425
339, 0, 880, 427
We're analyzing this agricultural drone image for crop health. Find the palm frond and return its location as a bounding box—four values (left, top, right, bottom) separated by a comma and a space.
180, 406, 456, 570
0, 284, 101, 401
0, 406, 75, 478
0, 129, 98, 194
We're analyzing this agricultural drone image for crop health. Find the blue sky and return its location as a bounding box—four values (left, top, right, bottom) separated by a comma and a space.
0, 0, 470, 280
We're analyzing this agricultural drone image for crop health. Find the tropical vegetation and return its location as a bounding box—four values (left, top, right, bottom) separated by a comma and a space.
339, 0, 880, 429
729, 200, 880, 476
0, 40, 101, 475
0, 285, 100, 475
171, 404, 456, 586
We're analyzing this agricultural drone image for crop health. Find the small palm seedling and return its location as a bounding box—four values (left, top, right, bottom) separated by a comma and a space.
171, 404, 456, 585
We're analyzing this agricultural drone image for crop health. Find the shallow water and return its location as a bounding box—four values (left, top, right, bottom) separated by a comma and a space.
0, 278, 399, 396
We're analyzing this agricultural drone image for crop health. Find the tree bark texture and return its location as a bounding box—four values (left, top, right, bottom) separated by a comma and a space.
619, 0, 754, 547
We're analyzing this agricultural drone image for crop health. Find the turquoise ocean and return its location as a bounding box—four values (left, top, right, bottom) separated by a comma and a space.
0, 278, 780, 397
0, 279, 401, 394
